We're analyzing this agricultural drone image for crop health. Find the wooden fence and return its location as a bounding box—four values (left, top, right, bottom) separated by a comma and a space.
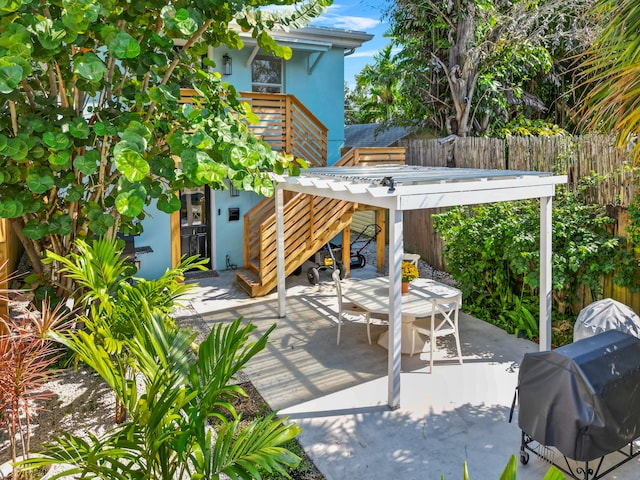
0, 218, 22, 319
399, 135, 639, 312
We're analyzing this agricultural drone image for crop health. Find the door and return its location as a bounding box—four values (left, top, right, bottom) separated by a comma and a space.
180, 186, 212, 269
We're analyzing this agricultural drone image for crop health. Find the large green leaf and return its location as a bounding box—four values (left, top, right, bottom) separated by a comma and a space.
156, 194, 181, 214
49, 214, 73, 235
0, 23, 30, 49
27, 167, 55, 194
3, 136, 29, 160
33, 18, 66, 50
22, 219, 50, 239
88, 211, 115, 235
61, 0, 99, 33
74, 52, 107, 82
0, 199, 22, 217
0, 59, 23, 93
109, 31, 141, 59
49, 151, 71, 169
0, 0, 22, 15
73, 150, 100, 175
64, 184, 85, 202
68, 118, 91, 139
115, 189, 145, 217
115, 150, 150, 182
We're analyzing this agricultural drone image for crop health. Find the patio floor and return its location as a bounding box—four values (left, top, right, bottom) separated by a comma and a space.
181, 265, 640, 480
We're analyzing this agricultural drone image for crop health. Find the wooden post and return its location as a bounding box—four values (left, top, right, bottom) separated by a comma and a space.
276, 186, 286, 318
342, 226, 351, 277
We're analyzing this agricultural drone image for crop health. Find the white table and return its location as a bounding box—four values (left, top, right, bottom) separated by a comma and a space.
342, 277, 462, 354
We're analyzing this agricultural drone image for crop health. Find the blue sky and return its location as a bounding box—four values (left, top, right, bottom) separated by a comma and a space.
311, 0, 391, 87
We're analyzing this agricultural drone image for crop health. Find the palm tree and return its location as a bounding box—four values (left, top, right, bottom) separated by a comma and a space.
579, 0, 640, 162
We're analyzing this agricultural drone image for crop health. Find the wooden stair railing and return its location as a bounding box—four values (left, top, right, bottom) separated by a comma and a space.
237, 193, 355, 297
238, 92, 328, 168
335, 147, 406, 167
179, 89, 328, 168
237, 147, 406, 297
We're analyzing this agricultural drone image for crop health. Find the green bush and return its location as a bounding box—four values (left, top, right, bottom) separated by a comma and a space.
433, 186, 630, 343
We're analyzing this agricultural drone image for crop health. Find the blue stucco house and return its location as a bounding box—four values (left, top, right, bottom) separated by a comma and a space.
132, 25, 403, 296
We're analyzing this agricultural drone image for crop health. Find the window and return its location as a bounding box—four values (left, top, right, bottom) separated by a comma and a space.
252, 56, 283, 93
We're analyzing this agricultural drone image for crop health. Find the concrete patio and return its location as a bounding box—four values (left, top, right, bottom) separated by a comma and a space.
181, 265, 640, 480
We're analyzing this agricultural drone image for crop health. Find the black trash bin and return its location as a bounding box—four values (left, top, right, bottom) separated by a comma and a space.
516, 330, 640, 478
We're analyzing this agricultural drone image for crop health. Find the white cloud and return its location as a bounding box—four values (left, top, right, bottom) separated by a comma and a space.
314, 14, 380, 31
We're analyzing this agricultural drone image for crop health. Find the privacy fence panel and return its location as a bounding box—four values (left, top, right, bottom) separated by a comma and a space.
399, 135, 638, 309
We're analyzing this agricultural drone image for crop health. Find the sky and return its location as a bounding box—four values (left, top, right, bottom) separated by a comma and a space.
310, 0, 392, 87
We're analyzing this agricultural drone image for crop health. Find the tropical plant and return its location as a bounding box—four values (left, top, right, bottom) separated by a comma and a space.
22, 315, 301, 479
578, 0, 640, 163
45, 236, 206, 423
0, 266, 72, 472
385, 0, 595, 136
351, 45, 402, 125
433, 184, 628, 341
0, 0, 329, 288
441, 455, 565, 479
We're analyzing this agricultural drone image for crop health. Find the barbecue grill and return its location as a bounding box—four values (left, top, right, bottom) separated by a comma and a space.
515, 330, 640, 479
573, 298, 640, 342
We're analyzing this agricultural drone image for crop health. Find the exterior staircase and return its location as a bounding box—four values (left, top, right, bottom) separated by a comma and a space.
235, 92, 404, 297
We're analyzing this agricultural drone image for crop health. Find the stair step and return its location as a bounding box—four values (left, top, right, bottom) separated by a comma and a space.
247, 258, 260, 274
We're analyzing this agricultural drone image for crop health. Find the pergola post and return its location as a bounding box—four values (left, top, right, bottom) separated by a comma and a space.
388, 207, 403, 409
276, 185, 286, 318
539, 196, 552, 350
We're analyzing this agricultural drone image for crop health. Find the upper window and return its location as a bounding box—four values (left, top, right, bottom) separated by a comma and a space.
252, 56, 283, 93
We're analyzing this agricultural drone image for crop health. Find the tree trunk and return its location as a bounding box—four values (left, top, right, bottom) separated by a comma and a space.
447, 14, 478, 137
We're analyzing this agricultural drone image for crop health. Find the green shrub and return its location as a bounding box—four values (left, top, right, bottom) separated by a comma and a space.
434, 186, 629, 343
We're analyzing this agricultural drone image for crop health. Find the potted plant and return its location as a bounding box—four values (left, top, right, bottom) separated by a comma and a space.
401, 261, 419, 293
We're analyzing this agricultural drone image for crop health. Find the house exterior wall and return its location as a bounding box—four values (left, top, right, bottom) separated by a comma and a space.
206, 45, 347, 272
136, 201, 172, 279
136, 32, 365, 277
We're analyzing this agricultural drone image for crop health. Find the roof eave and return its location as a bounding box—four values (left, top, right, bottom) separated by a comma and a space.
232, 24, 373, 50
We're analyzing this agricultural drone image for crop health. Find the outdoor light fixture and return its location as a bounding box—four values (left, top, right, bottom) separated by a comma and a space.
222, 54, 232, 75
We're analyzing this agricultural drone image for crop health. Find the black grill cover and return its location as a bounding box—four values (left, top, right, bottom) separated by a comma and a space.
518, 330, 640, 461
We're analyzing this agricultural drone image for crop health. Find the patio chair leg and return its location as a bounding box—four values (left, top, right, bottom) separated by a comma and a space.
366, 315, 372, 344
337, 316, 342, 345
455, 331, 463, 364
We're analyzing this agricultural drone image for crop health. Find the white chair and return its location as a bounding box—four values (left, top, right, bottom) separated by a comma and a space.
410, 292, 463, 372
403, 253, 420, 266
332, 269, 372, 345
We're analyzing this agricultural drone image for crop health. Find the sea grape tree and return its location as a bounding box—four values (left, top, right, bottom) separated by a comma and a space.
0, 0, 329, 281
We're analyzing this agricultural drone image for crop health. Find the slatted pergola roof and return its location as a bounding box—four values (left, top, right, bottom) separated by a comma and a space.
273, 165, 567, 409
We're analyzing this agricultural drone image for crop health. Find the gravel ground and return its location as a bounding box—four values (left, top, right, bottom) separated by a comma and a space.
357, 240, 456, 286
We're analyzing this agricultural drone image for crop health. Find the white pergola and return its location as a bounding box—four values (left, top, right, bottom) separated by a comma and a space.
273, 165, 567, 409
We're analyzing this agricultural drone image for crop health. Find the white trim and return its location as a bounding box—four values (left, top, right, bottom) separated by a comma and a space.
388, 208, 403, 409
539, 196, 553, 351
307, 51, 326, 74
